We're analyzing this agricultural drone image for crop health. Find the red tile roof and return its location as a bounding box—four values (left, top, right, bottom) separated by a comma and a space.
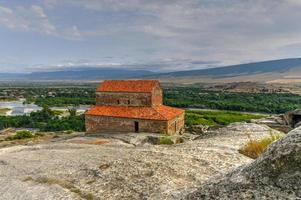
86, 105, 184, 121
96, 80, 159, 93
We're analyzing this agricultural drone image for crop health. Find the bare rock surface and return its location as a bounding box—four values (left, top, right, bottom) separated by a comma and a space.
185, 126, 301, 200
0, 123, 281, 199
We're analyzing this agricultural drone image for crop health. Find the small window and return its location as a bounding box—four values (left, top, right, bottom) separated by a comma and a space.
117, 100, 120, 104
128, 100, 130, 104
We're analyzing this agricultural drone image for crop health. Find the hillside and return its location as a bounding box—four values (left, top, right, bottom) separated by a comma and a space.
2, 58, 301, 83
152, 58, 301, 83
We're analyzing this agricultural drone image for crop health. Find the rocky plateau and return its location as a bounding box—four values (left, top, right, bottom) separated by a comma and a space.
0, 122, 299, 200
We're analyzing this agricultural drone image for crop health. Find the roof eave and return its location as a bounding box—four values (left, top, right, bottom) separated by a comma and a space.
85, 113, 169, 121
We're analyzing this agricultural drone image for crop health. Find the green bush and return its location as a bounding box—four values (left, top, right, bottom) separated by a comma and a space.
158, 136, 174, 145
6, 130, 34, 140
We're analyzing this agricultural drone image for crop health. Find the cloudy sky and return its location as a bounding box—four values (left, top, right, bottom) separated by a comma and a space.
0, 0, 301, 72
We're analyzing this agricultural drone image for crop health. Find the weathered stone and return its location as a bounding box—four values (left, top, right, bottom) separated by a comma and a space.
185, 126, 301, 200
284, 109, 301, 128
0, 122, 278, 200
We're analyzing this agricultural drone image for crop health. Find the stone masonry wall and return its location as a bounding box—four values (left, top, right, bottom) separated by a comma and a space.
96, 92, 152, 107
151, 86, 163, 107
167, 113, 185, 134
85, 115, 168, 134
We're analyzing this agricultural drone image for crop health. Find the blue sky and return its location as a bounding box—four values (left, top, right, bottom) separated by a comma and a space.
1, 0, 301, 72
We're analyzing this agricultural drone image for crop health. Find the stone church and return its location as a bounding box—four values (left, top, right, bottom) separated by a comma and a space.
85, 80, 185, 134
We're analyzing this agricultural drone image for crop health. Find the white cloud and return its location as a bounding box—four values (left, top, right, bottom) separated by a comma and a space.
0, 6, 13, 14
2, 0, 301, 70
0, 5, 57, 35
0, 4, 83, 40
41, 0, 301, 64
31, 5, 47, 18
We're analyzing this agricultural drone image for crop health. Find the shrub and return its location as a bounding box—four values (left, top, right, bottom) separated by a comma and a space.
158, 136, 174, 145
6, 130, 34, 140
239, 131, 283, 159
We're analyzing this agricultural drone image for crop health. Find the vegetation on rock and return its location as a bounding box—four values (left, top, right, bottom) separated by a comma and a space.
239, 131, 283, 159
158, 136, 174, 145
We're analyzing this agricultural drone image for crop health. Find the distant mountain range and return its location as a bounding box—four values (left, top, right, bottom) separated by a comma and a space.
150, 58, 301, 83
1, 58, 301, 83
0, 68, 155, 81
154, 58, 301, 77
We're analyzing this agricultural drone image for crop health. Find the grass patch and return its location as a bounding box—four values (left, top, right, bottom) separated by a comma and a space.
185, 110, 266, 127
23, 176, 95, 200
239, 131, 284, 159
6, 130, 34, 140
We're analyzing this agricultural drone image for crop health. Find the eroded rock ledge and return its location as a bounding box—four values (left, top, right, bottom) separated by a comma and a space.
0, 123, 295, 199
185, 127, 301, 200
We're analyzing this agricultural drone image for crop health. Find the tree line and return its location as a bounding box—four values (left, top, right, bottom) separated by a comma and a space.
164, 87, 301, 114
0, 107, 85, 132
